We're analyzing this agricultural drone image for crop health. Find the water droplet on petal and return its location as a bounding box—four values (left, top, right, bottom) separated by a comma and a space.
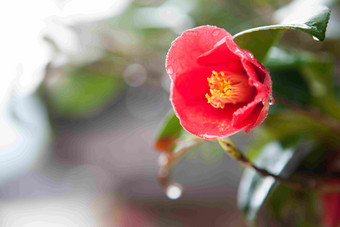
167, 66, 173, 75
269, 97, 274, 105
313, 36, 320, 41
189, 31, 198, 36
212, 30, 220, 37
248, 52, 254, 58
166, 184, 182, 200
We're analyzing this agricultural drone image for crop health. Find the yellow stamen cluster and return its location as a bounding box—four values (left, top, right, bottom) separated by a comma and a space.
205, 71, 236, 109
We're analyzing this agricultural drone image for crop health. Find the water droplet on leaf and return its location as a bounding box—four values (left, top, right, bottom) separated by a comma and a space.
166, 184, 182, 200
313, 36, 320, 41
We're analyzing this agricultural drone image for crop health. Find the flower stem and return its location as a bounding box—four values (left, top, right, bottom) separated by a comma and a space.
218, 138, 340, 192
157, 138, 205, 190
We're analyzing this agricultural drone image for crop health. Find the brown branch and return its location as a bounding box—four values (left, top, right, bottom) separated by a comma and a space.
218, 138, 340, 192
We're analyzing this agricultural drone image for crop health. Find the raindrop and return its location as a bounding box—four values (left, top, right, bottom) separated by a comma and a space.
167, 66, 174, 75
158, 153, 168, 167
248, 52, 254, 58
313, 36, 320, 41
269, 97, 274, 105
166, 184, 182, 200
212, 30, 220, 37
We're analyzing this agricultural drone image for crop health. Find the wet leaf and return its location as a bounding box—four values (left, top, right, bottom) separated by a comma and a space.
238, 141, 297, 222
264, 47, 340, 120
301, 59, 340, 121
240, 110, 340, 223
270, 68, 311, 105
233, 2, 330, 61
266, 184, 320, 227
264, 47, 321, 70
154, 111, 183, 152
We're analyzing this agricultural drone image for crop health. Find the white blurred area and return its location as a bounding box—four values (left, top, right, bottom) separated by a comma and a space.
0, 0, 130, 226
0, 195, 102, 227
0, 0, 131, 173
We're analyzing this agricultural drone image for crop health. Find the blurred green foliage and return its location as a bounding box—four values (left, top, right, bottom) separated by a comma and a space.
46, 65, 124, 117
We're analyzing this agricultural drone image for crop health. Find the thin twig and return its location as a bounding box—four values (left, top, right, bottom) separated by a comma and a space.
157, 138, 205, 189
218, 138, 340, 192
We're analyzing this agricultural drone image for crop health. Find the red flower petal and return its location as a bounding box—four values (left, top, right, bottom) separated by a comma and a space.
166, 26, 230, 81
321, 180, 340, 227
166, 25, 272, 139
171, 84, 242, 139
197, 37, 243, 71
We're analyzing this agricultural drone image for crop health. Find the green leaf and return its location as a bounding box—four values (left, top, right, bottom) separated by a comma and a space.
238, 141, 297, 222
264, 47, 340, 120
234, 29, 282, 62
264, 47, 333, 93
240, 110, 340, 222
265, 48, 327, 105
264, 47, 320, 70
266, 185, 320, 227
300, 58, 340, 120
233, 2, 330, 61
154, 111, 183, 152
271, 68, 311, 105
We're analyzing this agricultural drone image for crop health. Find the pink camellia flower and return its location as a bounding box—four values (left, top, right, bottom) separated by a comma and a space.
166, 25, 272, 139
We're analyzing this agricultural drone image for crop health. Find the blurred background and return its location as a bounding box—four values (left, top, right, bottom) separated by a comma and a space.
1, 0, 339, 226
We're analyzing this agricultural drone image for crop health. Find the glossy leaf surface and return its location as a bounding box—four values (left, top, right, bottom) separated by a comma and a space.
233, 2, 330, 61
238, 142, 296, 221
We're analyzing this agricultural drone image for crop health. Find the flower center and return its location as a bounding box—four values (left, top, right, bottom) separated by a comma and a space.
205, 71, 253, 109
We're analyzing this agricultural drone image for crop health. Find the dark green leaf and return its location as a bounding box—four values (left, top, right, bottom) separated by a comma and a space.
264, 47, 340, 120
271, 69, 311, 105
266, 184, 320, 227
154, 111, 183, 152
300, 58, 340, 120
264, 47, 319, 70
265, 48, 329, 105
233, 2, 330, 61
